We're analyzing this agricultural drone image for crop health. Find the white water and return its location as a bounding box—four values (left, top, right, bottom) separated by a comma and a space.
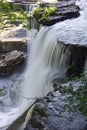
22, 27, 69, 100
40, 0, 58, 3
0, 0, 87, 129
0, 27, 70, 130
52, 0, 87, 46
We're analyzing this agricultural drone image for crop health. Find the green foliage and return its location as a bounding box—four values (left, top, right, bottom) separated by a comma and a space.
0, 0, 29, 30
33, 6, 57, 19
64, 75, 87, 117
33, 7, 43, 14
42, 6, 57, 18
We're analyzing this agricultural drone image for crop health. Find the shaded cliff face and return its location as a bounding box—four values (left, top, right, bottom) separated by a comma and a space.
33, 0, 80, 26
67, 45, 87, 77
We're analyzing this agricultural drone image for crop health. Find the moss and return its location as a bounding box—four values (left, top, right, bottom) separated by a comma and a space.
42, 6, 57, 17
0, 89, 7, 97
33, 104, 47, 117
33, 6, 57, 20
33, 7, 44, 14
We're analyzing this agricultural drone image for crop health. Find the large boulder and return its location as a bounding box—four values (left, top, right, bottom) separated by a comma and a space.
0, 28, 27, 52
33, 0, 80, 26
0, 50, 26, 76
0, 38, 27, 52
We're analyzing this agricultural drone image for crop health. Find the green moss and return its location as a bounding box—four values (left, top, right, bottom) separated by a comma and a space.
32, 103, 47, 117
33, 6, 57, 20
42, 6, 57, 18
33, 7, 43, 14
63, 75, 87, 117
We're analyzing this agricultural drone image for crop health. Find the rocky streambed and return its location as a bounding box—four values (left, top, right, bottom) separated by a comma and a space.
24, 81, 87, 130
0, 0, 87, 130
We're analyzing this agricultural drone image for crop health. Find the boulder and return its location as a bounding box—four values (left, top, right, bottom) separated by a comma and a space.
0, 50, 26, 76
33, 0, 80, 26
0, 28, 27, 52
0, 38, 27, 52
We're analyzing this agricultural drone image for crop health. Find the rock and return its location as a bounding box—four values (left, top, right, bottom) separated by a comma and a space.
0, 38, 27, 52
0, 28, 27, 52
8, 0, 37, 10
34, 0, 80, 26
1, 28, 27, 38
24, 85, 87, 130
53, 82, 70, 94
67, 45, 87, 77
6, 102, 36, 130
0, 50, 26, 76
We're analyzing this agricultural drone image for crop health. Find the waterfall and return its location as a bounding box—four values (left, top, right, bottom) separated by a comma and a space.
0, 0, 87, 129
22, 27, 70, 101
17, 26, 70, 118
0, 26, 70, 129
40, 0, 58, 3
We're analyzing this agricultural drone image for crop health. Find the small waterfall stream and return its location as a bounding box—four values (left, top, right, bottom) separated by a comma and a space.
0, 0, 87, 129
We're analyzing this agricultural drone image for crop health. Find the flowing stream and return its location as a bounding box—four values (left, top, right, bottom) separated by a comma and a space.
0, 0, 87, 129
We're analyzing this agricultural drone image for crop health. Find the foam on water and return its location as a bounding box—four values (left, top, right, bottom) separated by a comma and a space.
0, 0, 87, 129
52, 0, 87, 46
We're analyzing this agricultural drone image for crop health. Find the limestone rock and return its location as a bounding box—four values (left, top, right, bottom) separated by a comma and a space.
0, 28, 27, 52
0, 50, 26, 76
0, 38, 27, 52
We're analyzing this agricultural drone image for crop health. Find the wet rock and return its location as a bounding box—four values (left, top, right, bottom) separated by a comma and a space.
34, 0, 80, 26
53, 82, 69, 93
0, 88, 8, 97
25, 87, 87, 130
0, 50, 26, 76
67, 45, 87, 77
0, 88, 8, 101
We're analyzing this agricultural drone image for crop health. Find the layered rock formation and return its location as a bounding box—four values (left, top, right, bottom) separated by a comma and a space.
33, 0, 80, 26
0, 50, 26, 76
0, 28, 27, 52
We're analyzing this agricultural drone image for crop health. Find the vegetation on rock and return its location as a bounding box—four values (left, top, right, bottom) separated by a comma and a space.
63, 75, 87, 117
0, 0, 29, 30
33, 6, 57, 20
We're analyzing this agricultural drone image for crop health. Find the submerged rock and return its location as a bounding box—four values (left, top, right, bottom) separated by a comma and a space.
34, 0, 80, 26
0, 50, 26, 76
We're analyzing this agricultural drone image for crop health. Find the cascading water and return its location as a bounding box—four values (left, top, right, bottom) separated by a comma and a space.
0, 27, 70, 130
0, 0, 87, 129
52, 0, 87, 46
22, 27, 70, 102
